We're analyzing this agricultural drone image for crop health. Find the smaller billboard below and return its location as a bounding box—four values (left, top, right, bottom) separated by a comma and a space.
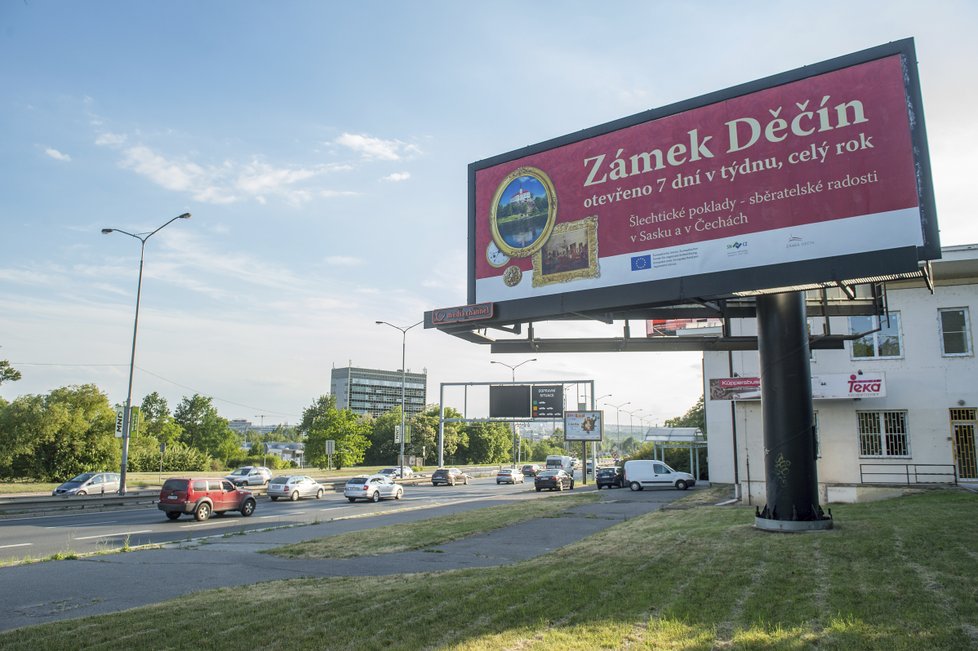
565, 410, 603, 441
709, 372, 886, 400
532, 385, 564, 418
489, 385, 531, 418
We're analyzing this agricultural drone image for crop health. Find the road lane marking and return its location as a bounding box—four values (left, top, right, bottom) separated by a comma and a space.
43, 520, 118, 528
0, 543, 33, 549
74, 529, 153, 540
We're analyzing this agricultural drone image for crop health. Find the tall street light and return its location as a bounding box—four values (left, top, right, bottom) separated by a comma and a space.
605, 400, 631, 454
622, 408, 644, 450
491, 358, 537, 466
102, 212, 190, 495
376, 320, 423, 478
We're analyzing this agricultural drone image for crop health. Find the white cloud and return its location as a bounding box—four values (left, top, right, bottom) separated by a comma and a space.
44, 147, 71, 162
95, 132, 127, 147
334, 132, 421, 161
382, 171, 411, 182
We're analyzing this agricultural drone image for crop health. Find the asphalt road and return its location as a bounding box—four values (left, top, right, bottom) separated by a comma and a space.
0, 480, 694, 633
0, 475, 567, 563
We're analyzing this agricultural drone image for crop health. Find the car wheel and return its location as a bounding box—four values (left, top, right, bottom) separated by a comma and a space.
395, 489, 403, 500
536, 487, 542, 492
630, 481, 642, 491
194, 502, 211, 521
270, 496, 279, 501
570, 481, 575, 490
316, 489, 324, 499
496, 481, 501, 485
77, 490, 87, 496
371, 491, 380, 503
557, 481, 564, 492
347, 497, 356, 503
290, 491, 300, 501
165, 511, 181, 520
241, 499, 256, 517
675, 479, 689, 490
464, 477, 469, 485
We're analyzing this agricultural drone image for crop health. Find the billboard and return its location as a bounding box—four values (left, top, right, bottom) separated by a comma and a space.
565, 410, 604, 441
531, 385, 563, 418
468, 39, 937, 324
709, 372, 886, 400
489, 385, 531, 418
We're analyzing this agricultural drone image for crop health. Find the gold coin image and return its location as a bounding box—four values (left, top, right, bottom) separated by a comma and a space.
502, 265, 523, 287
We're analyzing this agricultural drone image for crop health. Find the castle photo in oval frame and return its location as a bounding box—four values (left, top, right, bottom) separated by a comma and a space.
489, 166, 557, 259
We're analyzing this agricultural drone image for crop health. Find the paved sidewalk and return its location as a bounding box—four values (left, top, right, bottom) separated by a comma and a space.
0, 488, 686, 633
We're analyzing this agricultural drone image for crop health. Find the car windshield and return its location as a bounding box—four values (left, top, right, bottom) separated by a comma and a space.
229, 468, 251, 476
538, 470, 558, 477
68, 472, 95, 483
270, 476, 290, 484
347, 477, 367, 485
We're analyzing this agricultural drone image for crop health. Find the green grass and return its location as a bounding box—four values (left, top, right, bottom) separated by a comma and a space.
2, 489, 977, 650
270, 492, 599, 558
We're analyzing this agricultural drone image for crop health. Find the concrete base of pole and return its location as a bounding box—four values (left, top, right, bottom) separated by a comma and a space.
755, 515, 834, 532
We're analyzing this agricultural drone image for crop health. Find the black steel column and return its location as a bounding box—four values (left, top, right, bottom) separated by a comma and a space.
755, 292, 832, 532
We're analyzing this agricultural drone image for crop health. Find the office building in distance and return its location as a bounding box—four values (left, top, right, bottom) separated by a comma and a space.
330, 365, 427, 417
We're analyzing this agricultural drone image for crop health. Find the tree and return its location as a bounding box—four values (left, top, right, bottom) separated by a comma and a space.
140, 392, 183, 448
299, 395, 369, 469
665, 395, 705, 433
0, 359, 21, 385
461, 421, 512, 464
0, 385, 118, 481
174, 394, 239, 465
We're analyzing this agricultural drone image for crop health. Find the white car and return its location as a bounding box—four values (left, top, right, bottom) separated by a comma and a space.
344, 475, 404, 502
267, 475, 325, 501
495, 468, 524, 484
378, 466, 414, 479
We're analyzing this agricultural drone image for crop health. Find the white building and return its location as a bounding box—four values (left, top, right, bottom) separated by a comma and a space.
704, 244, 978, 504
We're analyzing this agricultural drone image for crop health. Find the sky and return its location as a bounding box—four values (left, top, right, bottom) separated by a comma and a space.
2, 1, 977, 429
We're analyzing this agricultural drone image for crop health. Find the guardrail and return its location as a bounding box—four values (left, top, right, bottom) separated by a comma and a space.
858, 463, 958, 485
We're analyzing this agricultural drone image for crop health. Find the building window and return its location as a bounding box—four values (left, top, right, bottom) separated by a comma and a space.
939, 308, 972, 356
850, 313, 902, 359
857, 411, 910, 457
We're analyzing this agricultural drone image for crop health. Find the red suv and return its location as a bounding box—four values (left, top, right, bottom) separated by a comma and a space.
158, 478, 257, 521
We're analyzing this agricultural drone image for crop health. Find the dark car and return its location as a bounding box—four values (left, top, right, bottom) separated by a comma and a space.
534, 469, 575, 492
431, 467, 470, 486
596, 466, 624, 489
157, 478, 257, 521
521, 464, 541, 477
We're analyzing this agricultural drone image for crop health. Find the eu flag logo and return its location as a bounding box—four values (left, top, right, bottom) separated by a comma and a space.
631, 254, 652, 271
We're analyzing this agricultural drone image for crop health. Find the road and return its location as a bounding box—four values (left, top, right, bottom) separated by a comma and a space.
0, 475, 556, 563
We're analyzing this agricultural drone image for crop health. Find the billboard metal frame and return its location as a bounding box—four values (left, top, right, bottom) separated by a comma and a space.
427, 39, 937, 350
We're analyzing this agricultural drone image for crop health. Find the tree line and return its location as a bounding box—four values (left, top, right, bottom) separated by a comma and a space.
0, 383, 572, 482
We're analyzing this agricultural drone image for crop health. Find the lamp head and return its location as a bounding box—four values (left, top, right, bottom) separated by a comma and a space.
101, 228, 113, 234
178, 213, 191, 219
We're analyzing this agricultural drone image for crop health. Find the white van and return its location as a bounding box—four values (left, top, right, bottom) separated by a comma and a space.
622, 460, 695, 491
545, 455, 574, 474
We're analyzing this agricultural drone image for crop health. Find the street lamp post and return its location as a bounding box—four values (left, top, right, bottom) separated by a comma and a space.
622, 408, 644, 451
490, 358, 537, 466
604, 401, 631, 454
102, 212, 190, 495
376, 320, 423, 479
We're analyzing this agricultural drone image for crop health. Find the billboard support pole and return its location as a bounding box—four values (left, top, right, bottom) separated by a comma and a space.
755, 291, 832, 532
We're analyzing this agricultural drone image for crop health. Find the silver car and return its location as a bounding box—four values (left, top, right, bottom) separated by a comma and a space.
267, 475, 326, 501
344, 475, 404, 503
225, 466, 272, 487
52, 472, 121, 496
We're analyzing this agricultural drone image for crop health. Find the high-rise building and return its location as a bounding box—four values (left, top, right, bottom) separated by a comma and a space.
330, 365, 427, 417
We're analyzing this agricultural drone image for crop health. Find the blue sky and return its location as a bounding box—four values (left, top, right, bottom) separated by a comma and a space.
2, 1, 977, 427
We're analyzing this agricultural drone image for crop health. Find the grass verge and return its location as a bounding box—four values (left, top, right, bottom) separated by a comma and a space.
269, 492, 600, 558
2, 488, 976, 650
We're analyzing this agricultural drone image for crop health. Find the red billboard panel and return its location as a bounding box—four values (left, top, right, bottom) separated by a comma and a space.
467, 40, 937, 322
